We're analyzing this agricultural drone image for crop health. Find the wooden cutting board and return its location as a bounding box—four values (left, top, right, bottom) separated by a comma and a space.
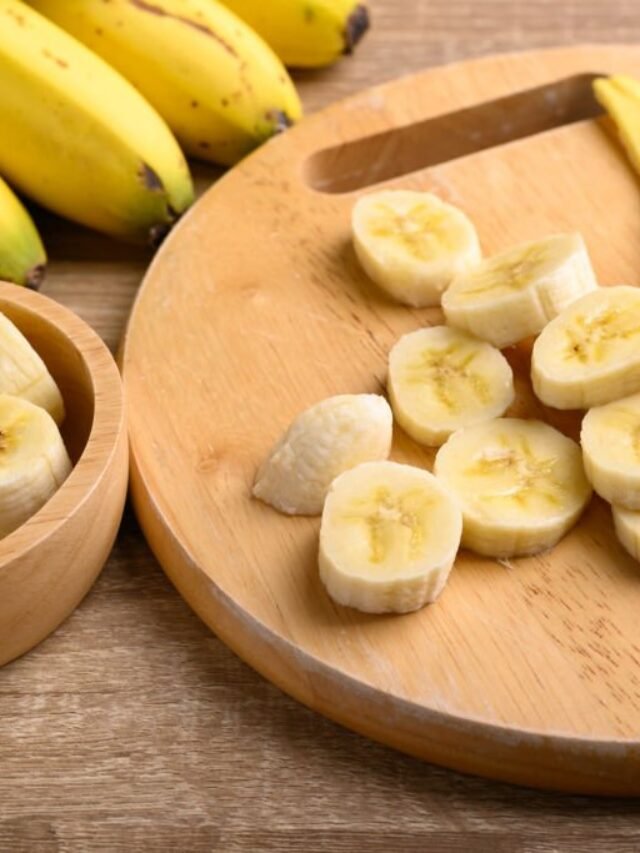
121, 45, 640, 795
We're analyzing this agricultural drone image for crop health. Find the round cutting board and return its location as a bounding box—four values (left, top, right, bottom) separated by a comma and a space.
122, 46, 640, 795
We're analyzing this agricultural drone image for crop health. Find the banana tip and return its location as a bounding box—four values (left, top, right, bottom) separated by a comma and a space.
345, 4, 370, 54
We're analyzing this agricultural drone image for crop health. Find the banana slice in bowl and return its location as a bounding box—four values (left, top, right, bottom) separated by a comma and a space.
352, 190, 481, 307
442, 233, 597, 348
388, 325, 514, 446
434, 418, 592, 558
319, 460, 462, 614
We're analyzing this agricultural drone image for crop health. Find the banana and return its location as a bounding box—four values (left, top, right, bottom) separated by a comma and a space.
532, 286, 640, 410
434, 418, 592, 558
441, 233, 598, 349
0, 312, 64, 424
593, 75, 640, 178
319, 460, 462, 613
30, 0, 302, 168
0, 393, 71, 538
0, 0, 193, 243
220, 0, 370, 68
387, 325, 514, 447
0, 177, 46, 289
352, 190, 481, 308
612, 505, 640, 562
581, 392, 640, 509
253, 394, 393, 515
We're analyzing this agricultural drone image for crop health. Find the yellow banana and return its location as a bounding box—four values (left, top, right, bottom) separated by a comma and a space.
29, 0, 303, 167
0, 0, 193, 244
220, 0, 370, 67
0, 177, 46, 288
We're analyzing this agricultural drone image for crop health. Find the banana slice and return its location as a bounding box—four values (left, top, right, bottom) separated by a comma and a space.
319, 460, 462, 613
253, 394, 393, 515
0, 312, 64, 424
0, 393, 71, 538
352, 190, 481, 307
581, 392, 640, 509
441, 233, 597, 348
388, 325, 514, 446
532, 286, 640, 410
612, 505, 640, 561
434, 418, 592, 557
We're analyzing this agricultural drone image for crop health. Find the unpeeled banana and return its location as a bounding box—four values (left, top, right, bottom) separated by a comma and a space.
0, 0, 193, 243
220, 0, 370, 68
319, 460, 462, 613
442, 233, 597, 349
0, 393, 71, 538
593, 75, 640, 178
30, 0, 302, 167
0, 177, 46, 289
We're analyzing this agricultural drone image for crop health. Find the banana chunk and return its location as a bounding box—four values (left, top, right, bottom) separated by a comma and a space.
532, 286, 640, 410
388, 325, 514, 447
581, 392, 640, 509
0, 312, 64, 424
253, 394, 393, 516
434, 418, 592, 558
352, 190, 481, 307
613, 505, 640, 561
0, 393, 71, 538
442, 233, 597, 348
319, 460, 462, 613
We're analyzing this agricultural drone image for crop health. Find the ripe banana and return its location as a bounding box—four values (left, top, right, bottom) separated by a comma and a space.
0, 312, 64, 424
0, 393, 71, 539
593, 75, 640, 178
613, 505, 640, 562
442, 233, 598, 349
30, 0, 302, 168
319, 460, 462, 613
0, 177, 46, 289
387, 325, 514, 447
352, 190, 481, 308
532, 286, 640, 410
434, 418, 592, 558
253, 394, 393, 515
0, 0, 193, 243
220, 0, 370, 68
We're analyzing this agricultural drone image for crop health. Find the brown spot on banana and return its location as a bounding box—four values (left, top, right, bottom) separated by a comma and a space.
265, 110, 293, 133
344, 4, 370, 54
25, 264, 46, 291
128, 0, 237, 57
138, 163, 164, 192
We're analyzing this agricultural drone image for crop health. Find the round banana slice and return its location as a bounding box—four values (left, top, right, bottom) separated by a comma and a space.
434, 418, 592, 558
0, 312, 64, 424
388, 325, 514, 447
319, 460, 462, 613
441, 233, 597, 349
352, 190, 481, 307
613, 505, 640, 562
253, 394, 393, 516
0, 393, 71, 539
581, 392, 640, 509
532, 286, 640, 410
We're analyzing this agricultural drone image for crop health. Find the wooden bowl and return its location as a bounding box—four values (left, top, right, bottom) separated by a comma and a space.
0, 281, 128, 666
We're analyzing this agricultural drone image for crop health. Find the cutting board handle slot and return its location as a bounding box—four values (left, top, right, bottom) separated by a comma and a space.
304, 72, 603, 194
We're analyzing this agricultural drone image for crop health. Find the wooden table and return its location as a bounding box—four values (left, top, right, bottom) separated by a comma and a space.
4, 2, 640, 850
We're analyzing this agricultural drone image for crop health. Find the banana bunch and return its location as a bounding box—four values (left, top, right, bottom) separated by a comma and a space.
0, 177, 46, 288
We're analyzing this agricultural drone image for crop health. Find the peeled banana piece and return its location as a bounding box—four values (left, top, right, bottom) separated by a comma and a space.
613, 505, 640, 562
31, 0, 302, 167
319, 460, 462, 613
434, 418, 592, 558
0, 393, 71, 538
532, 286, 640, 410
253, 394, 393, 515
0, 176, 46, 289
0, 312, 64, 424
442, 233, 597, 349
352, 190, 481, 307
388, 325, 514, 446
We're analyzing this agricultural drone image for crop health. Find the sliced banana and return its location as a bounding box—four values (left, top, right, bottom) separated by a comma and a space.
352, 190, 481, 307
0, 393, 71, 538
434, 418, 592, 557
319, 460, 462, 613
441, 233, 597, 348
253, 394, 393, 516
532, 286, 640, 410
388, 325, 514, 447
0, 312, 64, 424
612, 505, 640, 561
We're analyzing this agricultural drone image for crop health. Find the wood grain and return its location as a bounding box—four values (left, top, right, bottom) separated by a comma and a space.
5, 1, 640, 849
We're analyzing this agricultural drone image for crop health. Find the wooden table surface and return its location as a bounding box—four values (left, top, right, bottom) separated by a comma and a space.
5, 2, 640, 850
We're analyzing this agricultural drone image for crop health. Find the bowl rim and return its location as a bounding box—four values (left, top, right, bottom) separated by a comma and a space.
0, 281, 126, 567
